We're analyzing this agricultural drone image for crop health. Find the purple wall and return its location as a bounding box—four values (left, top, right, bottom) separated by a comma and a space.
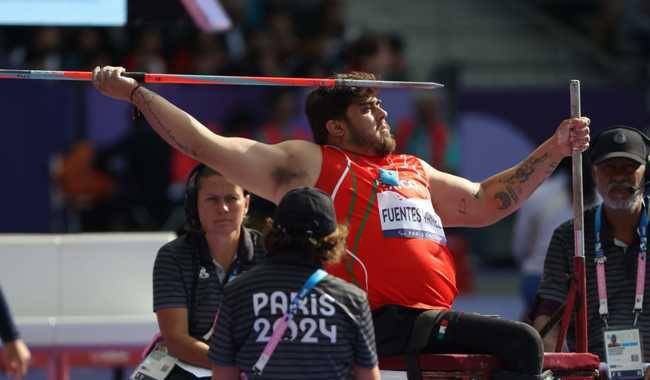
1, 81, 646, 232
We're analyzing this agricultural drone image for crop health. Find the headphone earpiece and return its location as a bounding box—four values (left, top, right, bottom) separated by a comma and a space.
184, 163, 206, 231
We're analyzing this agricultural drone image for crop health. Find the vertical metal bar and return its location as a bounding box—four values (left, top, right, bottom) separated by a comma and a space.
570, 79, 588, 352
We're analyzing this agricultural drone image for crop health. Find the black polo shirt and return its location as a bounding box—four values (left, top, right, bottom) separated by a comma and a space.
538, 206, 650, 359
208, 257, 377, 379
153, 227, 266, 340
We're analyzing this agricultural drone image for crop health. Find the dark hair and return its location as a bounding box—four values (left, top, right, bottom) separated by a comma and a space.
185, 164, 218, 231
305, 72, 377, 145
263, 219, 348, 266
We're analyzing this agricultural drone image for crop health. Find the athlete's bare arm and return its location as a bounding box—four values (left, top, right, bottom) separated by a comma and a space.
423, 117, 590, 227
92, 66, 321, 203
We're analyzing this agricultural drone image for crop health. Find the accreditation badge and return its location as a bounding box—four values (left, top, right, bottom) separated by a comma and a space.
130, 342, 177, 380
604, 328, 644, 379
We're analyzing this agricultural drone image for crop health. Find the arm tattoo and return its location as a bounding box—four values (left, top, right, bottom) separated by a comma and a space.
511, 153, 549, 183
546, 160, 561, 175
506, 184, 519, 203
495, 175, 532, 208
494, 153, 550, 210
139, 91, 197, 157
495, 192, 512, 209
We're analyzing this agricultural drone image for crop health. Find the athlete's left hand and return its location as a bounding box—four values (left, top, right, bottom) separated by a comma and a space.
552, 117, 590, 157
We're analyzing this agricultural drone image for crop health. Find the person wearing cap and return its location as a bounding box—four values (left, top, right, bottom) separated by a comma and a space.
533, 126, 650, 369
207, 187, 380, 380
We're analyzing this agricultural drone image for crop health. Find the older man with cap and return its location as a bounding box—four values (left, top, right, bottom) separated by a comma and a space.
208, 187, 380, 380
533, 126, 650, 378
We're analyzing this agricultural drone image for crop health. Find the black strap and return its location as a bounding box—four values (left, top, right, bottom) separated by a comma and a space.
537, 274, 575, 339
539, 303, 566, 339
404, 310, 443, 380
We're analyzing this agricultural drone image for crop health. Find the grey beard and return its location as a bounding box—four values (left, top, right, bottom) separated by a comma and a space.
602, 194, 643, 211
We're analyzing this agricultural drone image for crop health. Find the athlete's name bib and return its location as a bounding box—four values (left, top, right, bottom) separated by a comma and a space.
377, 191, 446, 243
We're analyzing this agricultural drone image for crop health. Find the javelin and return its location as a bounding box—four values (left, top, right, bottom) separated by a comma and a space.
0, 69, 443, 90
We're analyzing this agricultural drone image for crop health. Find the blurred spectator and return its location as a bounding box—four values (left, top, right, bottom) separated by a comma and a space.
125, 27, 167, 72
291, 0, 345, 76
511, 159, 572, 320
241, 28, 284, 76
104, 117, 173, 230
191, 32, 230, 75
51, 140, 118, 231
266, 10, 299, 63
385, 33, 409, 81
590, 0, 625, 54
395, 93, 459, 174
512, 157, 597, 321
255, 89, 310, 143
56, 117, 172, 232
0, 286, 31, 379
73, 28, 115, 69
24, 27, 64, 70
344, 32, 393, 79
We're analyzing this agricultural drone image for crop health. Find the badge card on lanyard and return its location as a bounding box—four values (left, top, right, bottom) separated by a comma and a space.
595, 202, 649, 379
604, 329, 644, 379
131, 342, 177, 380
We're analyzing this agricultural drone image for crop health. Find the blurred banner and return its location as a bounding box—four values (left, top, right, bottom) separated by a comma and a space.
180, 0, 232, 32
0, 0, 126, 26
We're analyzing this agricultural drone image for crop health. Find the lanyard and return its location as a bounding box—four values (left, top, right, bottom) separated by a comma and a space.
250, 269, 328, 376
594, 201, 648, 327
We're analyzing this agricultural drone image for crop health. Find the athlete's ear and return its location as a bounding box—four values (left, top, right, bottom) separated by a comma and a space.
325, 120, 346, 138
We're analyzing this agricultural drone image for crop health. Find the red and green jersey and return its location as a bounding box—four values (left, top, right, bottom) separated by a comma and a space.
316, 145, 458, 310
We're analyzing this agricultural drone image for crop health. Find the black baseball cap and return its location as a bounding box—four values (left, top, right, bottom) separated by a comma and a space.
273, 187, 337, 238
590, 126, 648, 165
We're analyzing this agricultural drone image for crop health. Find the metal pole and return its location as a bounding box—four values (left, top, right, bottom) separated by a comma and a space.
570, 79, 588, 352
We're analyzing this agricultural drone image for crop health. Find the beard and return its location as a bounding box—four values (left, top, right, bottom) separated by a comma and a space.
348, 123, 397, 156
600, 181, 643, 211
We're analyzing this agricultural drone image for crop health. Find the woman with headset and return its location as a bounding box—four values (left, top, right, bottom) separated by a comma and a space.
133, 164, 266, 380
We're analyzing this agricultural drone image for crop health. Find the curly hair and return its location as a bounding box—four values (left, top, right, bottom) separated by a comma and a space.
305, 72, 378, 145
263, 218, 349, 266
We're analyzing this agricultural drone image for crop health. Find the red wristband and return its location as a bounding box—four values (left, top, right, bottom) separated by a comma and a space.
129, 84, 142, 102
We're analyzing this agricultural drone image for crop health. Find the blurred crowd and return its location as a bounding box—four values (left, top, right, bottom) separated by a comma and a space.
0, 0, 429, 234
537, 0, 650, 73
0, 0, 407, 80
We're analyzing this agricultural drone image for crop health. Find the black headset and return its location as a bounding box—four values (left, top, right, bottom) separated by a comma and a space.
184, 163, 207, 232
